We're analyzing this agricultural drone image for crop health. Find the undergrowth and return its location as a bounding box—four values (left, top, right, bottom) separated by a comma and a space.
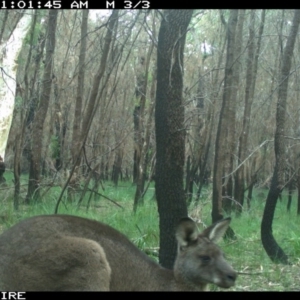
1, 175, 300, 291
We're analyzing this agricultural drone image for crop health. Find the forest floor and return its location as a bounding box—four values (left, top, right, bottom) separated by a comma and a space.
1, 178, 300, 291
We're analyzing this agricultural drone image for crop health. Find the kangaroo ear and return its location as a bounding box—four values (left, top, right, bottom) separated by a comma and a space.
176, 217, 199, 247
202, 218, 231, 243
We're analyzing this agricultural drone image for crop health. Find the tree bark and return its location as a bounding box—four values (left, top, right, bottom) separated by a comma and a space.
133, 35, 156, 210
185, 72, 206, 204
287, 171, 293, 212
13, 11, 40, 210
26, 10, 58, 202
234, 10, 265, 214
261, 9, 300, 264
155, 10, 193, 269
212, 10, 239, 222
297, 171, 300, 215
80, 11, 118, 148
111, 148, 123, 186
71, 10, 88, 164
222, 10, 245, 214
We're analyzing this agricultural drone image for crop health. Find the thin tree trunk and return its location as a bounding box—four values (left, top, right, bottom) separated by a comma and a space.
185, 72, 206, 204
133, 15, 157, 210
297, 169, 300, 215
111, 148, 123, 186
222, 10, 245, 214
287, 174, 293, 212
79, 11, 119, 148
196, 16, 227, 202
261, 9, 300, 264
0, 11, 8, 43
13, 12, 39, 210
133, 19, 155, 188
55, 11, 119, 213
133, 95, 155, 211
26, 10, 58, 202
212, 10, 239, 223
234, 10, 265, 214
72, 10, 88, 164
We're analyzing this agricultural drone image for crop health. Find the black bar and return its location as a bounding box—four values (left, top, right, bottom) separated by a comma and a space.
0, 1, 294, 9
0, 291, 282, 297
0, 0, 216, 9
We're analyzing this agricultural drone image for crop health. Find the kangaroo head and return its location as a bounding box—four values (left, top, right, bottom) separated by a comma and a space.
174, 217, 237, 290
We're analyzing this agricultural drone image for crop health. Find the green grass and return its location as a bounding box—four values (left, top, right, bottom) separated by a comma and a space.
1, 179, 300, 290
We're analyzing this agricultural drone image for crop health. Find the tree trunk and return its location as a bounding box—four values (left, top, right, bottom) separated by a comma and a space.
297, 169, 300, 215
133, 48, 156, 212
212, 10, 239, 222
111, 148, 123, 186
133, 63, 157, 211
155, 10, 193, 269
261, 9, 300, 264
79, 10, 118, 149
234, 10, 265, 214
22, 15, 46, 171
55, 11, 119, 213
222, 10, 245, 214
13, 12, 40, 210
0, 157, 5, 185
133, 105, 141, 183
72, 10, 88, 164
185, 72, 207, 204
196, 15, 227, 202
287, 174, 293, 212
0, 12, 31, 160
26, 10, 58, 202
133, 19, 156, 209
133, 97, 155, 211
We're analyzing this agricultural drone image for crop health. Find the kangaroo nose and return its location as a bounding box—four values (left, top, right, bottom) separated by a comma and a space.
227, 271, 237, 282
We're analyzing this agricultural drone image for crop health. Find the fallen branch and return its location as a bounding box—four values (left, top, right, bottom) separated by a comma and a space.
86, 188, 124, 210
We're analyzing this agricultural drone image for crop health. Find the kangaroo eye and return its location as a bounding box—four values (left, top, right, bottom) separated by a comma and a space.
199, 256, 211, 263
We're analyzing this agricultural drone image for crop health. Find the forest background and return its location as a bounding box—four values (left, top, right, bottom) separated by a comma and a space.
1, 9, 300, 290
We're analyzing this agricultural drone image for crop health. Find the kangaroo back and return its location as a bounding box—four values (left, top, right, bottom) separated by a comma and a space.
0, 215, 237, 291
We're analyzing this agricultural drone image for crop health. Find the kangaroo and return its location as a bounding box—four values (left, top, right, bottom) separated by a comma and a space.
0, 214, 237, 291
